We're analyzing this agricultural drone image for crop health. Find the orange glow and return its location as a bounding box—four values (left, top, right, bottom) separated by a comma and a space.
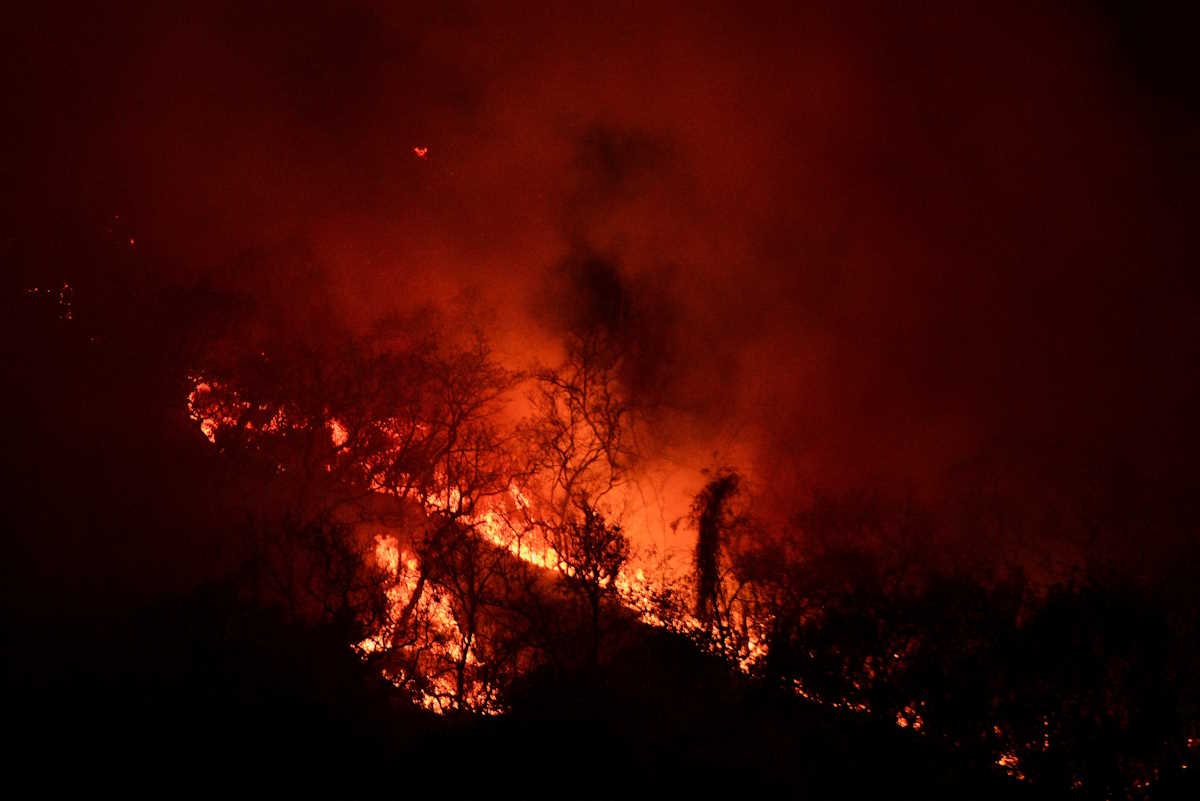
181, 369, 1091, 788
413, 146, 428, 159
996, 750, 1025, 781
186, 371, 768, 708
896, 704, 925, 731
329, 418, 349, 448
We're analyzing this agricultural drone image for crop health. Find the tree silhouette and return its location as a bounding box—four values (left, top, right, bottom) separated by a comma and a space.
545, 497, 632, 667
521, 331, 639, 523
692, 469, 742, 625
498, 332, 647, 673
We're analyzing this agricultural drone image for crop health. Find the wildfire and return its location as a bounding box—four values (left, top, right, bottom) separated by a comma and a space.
182, 371, 1061, 782
186, 369, 772, 712
896, 704, 925, 731
329, 418, 349, 448
186, 380, 222, 444
357, 532, 500, 713
996, 750, 1025, 782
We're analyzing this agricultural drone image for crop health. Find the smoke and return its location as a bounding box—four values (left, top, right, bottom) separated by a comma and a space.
8, 1, 1198, 559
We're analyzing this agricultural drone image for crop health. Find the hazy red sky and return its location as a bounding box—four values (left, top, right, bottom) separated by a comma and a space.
7, 1, 1197, 512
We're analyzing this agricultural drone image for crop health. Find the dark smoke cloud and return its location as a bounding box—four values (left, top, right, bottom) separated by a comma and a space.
7, 1, 1198, 552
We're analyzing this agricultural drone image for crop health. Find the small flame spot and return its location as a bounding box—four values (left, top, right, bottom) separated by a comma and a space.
413, 146, 429, 159
329, 418, 349, 448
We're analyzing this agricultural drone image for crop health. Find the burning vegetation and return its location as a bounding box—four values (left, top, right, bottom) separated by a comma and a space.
163, 312, 1200, 798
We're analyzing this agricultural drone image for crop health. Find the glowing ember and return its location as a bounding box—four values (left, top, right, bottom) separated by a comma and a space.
329, 418, 349, 448
413, 146, 429, 159
996, 750, 1025, 781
